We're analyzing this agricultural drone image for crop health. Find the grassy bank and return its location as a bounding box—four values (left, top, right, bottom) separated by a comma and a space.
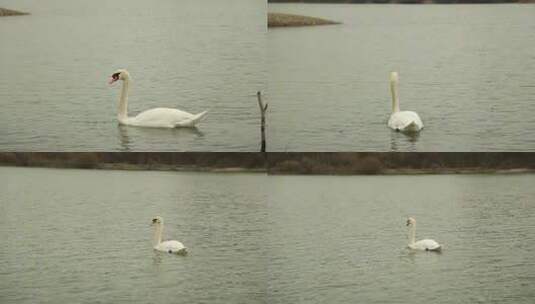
1, 153, 535, 175
268, 153, 535, 175
268, 12, 340, 27
0, 8, 29, 17
0, 153, 267, 173
269, 0, 535, 3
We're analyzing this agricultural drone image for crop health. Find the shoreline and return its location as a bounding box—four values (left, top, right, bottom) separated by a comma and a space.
0, 152, 267, 173
0, 8, 29, 17
2, 163, 533, 176
268, 12, 340, 27
269, 167, 535, 175
268, 1, 535, 4
0, 163, 266, 174
1, 152, 534, 175
267, 152, 535, 175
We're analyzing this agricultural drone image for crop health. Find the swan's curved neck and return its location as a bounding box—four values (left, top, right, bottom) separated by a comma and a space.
153, 223, 163, 247
118, 79, 130, 121
390, 77, 400, 113
408, 224, 416, 244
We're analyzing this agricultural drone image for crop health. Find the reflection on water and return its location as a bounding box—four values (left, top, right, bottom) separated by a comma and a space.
0, 0, 265, 151
117, 125, 132, 152
390, 130, 420, 152
268, 4, 535, 151
151, 252, 164, 266
117, 125, 205, 152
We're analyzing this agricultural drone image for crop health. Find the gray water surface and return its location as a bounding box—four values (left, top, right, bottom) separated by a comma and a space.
266, 174, 535, 303
0, 167, 268, 303
2, 167, 534, 303
268, 4, 535, 151
0, 0, 266, 151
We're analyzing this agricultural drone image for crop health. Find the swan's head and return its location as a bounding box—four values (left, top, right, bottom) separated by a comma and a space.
108, 69, 130, 85
151, 216, 164, 226
390, 71, 399, 83
406, 217, 416, 226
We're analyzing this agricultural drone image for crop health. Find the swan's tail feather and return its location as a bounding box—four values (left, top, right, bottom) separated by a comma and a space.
403, 121, 422, 133
176, 247, 188, 255
406, 121, 417, 131
175, 111, 208, 128
191, 111, 208, 124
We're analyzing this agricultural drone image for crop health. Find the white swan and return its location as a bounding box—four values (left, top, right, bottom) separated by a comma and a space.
406, 217, 441, 252
151, 216, 187, 255
388, 72, 423, 133
108, 69, 207, 128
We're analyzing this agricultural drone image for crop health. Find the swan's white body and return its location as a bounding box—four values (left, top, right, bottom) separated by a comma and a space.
120, 107, 207, 128
151, 216, 187, 255
154, 240, 187, 254
407, 217, 441, 252
388, 72, 423, 133
109, 69, 207, 128
408, 239, 441, 251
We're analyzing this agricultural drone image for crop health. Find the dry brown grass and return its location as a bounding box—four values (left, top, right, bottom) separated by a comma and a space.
268, 12, 340, 28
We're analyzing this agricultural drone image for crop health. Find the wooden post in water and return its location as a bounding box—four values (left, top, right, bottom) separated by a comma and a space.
257, 91, 267, 153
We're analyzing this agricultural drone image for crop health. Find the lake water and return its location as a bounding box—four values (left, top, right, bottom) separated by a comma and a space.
0, 0, 266, 151
266, 173, 535, 303
268, 4, 535, 151
0, 167, 268, 303
2, 167, 534, 303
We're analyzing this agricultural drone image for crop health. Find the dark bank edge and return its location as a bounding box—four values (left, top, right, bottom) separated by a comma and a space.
1, 152, 534, 175
0, 8, 29, 17
268, 0, 535, 4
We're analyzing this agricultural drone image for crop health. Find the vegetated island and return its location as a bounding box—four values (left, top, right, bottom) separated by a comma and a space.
269, 0, 535, 3
0, 8, 29, 17
1, 152, 535, 175
268, 12, 340, 27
